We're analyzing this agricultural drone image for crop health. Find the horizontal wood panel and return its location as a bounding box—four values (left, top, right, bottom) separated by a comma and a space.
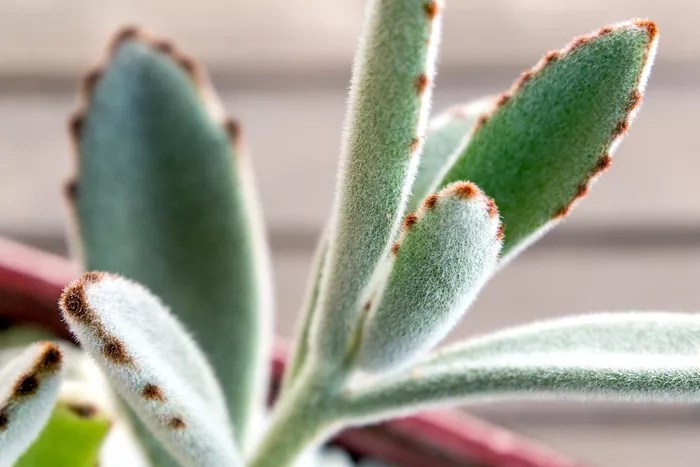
0, 0, 697, 75
1, 83, 698, 237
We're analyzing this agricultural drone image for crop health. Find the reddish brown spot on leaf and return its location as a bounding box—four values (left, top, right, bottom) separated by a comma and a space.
169, 417, 186, 430
634, 19, 658, 41
485, 196, 499, 218
69, 113, 84, 140
450, 182, 479, 200
67, 403, 98, 418
571, 36, 592, 50
404, 213, 419, 230
423, 194, 439, 210
83, 271, 104, 284
14, 374, 39, 397
628, 90, 643, 111
553, 204, 571, 219
577, 183, 589, 197
114, 26, 139, 44
409, 137, 421, 154
598, 26, 614, 36
102, 337, 133, 366
82, 68, 103, 98
475, 115, 489, 129
64, 179, 79, 202
424, 1, 439, 20
60, 285, 90, 323
153, 40, 175, 55
142, 384, 166, 402
543, 50, 560, 64
224, 118, 242, 141
177, 56, 197, 76
495, 93, 511, 107
496, 224, 505, 241
415, 74, 430, 95
39, 344, 63, 372
612, 120, 629, 138
391, 242, 400, 255
516, 71, 534, 89
363, 301, 372, 312
0, 409, 8, 431
595, 154, 613, 174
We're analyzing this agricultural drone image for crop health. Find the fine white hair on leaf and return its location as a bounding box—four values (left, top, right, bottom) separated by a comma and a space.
341, 312, 700, 424
355, 181, 503, 372
59, 272, 242, 467
0, 342, 63, 467
311, 0, 444, 365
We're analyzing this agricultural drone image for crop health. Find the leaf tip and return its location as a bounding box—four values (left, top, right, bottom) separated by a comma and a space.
632, 19, 659, 42
446, 181, 480, 200
423, 1, 440, 20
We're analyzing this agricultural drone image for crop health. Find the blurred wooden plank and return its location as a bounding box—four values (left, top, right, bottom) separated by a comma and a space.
0, 0, 697, 75
272, 246, 700, 340
0, 83, 698, 237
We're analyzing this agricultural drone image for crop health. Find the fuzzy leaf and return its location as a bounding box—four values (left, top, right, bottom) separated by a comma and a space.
15, 402, 111, 467
1, 330, 114, 467
59, 272, 242, 467
342, 312, 700, 422
69, 29, 271, 446
423, 312, 700, 367
436, 20, 658, 258
0, 342, 63, 467
355, 182, 502, 371
407, 98, 491, 212
313, 0, 443, 363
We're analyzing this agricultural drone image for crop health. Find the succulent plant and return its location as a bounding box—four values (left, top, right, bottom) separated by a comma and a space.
5, 0, 696, 466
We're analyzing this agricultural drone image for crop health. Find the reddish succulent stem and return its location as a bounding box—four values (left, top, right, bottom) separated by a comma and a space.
0, 237, 78, 338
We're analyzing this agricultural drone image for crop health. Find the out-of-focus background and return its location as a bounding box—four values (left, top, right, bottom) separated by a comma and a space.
1, 1, 699, 465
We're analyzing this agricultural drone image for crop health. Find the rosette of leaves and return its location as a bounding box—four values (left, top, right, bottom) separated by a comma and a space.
7, 1, 689, 466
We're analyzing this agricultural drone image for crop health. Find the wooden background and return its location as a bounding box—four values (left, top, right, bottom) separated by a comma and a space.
1, 1, 699, 465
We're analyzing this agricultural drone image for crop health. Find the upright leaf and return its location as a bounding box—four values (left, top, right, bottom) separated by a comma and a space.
68, 28, 272, 446
313, 0, 444, 364
355, 182, 502, 371
60, 272, 242, 467
435, 20, 658, 258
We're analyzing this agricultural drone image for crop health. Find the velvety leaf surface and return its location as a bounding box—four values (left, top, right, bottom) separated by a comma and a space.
59, 272, 241, 467
343, 312, 700, 422
313, 0, 443, 363
355, 182, 502, 371
69, 30, 271, 446
437, 21, 658, 258
0, 342, 63, 467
